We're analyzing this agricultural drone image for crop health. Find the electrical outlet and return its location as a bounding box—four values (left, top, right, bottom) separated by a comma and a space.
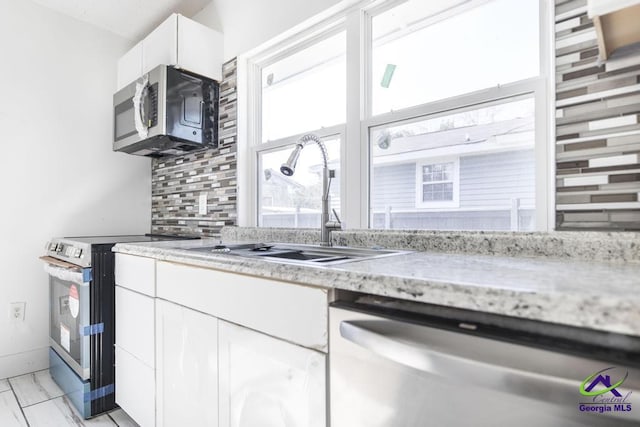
198, 192, 207, 215
10, 302, 25, 322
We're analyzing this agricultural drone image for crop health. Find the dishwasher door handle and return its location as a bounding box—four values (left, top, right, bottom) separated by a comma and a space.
339, 319, 640, 422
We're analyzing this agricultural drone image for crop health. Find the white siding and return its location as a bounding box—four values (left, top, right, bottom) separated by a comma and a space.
459, 150, 536, 208
371, 163, 416, 211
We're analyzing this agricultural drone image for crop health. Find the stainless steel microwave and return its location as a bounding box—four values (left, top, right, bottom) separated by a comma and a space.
113, 65, 219, 157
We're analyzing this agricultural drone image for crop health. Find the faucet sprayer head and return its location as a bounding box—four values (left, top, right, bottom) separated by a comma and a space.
280, 143, 304, 176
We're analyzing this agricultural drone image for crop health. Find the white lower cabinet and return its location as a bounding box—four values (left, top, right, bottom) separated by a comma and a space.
155, 299, 219, 427
218, 320, 327, 427
115, 283, 156, 427
114, 256, 329, 426
115, 346, 155, 427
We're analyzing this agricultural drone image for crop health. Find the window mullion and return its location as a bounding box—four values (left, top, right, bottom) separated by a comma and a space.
344, 9, 367, 229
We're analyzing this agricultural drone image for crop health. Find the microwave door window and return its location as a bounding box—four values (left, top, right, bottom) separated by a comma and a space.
114, 100, 136, 141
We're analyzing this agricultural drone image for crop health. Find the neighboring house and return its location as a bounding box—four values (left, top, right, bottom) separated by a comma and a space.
261, 168, 305, 209
261, 117, 536, 231
371, 117, 536, 231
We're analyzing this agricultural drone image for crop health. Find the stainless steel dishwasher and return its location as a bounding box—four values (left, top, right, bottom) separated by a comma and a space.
330, 299, 640, 427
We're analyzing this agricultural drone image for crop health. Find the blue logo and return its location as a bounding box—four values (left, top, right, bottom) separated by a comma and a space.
580, 367, 627, 397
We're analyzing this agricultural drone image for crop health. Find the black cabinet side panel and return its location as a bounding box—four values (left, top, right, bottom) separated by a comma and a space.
90, 246, 116, 414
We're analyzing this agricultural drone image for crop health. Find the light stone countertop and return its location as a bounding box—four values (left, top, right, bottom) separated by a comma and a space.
113, 238, 640, 337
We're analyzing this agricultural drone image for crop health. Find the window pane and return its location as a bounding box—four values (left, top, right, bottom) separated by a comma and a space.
370, 97, 536, 231
371, 0, 539, 115
259, 137, 341, 228
423, 162, 453, 183
262, 32, 346, 142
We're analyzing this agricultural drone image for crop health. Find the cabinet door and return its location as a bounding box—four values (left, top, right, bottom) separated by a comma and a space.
156, 299, 218, 427
115, 286, 155, 368
116, 41, 143, 90
218, 320, 326, 427
176, 15, 223, 81
115, 346, 155, 427
142, 14, 178, 74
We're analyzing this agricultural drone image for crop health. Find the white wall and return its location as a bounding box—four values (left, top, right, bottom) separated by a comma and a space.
192, 0, 342, 60
0, 0, 151, 378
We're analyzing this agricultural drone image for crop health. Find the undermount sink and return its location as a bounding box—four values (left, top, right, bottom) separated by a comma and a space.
186, 242, 409, 266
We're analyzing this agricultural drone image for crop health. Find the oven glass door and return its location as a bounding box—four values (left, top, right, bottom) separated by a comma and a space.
49, 270, 91, 380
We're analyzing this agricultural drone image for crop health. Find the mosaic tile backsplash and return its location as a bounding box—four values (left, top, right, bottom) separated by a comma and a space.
555, 0, 640, 230
151, 58, 237, 237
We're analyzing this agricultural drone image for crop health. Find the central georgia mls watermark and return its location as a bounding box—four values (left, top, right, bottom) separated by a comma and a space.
579, 367, 633, 414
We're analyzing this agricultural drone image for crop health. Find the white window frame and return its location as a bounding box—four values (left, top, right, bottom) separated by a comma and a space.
237, 0, 553, 231
415, 157, 460, 209
256, 126, 346, 228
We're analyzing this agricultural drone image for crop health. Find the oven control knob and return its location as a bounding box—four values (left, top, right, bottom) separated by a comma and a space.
75, 249, 83, 258
56, 244, 63, 252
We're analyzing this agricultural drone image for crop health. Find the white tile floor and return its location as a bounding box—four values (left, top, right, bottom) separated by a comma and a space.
0, 369, 138, 427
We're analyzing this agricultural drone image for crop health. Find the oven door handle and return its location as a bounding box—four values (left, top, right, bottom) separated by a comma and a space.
42, 262, 89, 284
339, 319, 639, 422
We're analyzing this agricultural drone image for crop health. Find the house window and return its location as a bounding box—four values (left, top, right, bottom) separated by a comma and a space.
417, 160, 459, 208
261, 31, 346, 142
262, 196, 274, 207
243, 0, 548, 231
370, 0, 539, 116
366, 0, 543, 231
250, 28, 346, 228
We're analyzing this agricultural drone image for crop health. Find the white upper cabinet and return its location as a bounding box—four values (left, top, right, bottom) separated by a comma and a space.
588, 0, 640, 16
587, 0, 640, 60
176, 15, 222, 79
117, 13, 223, 90
117, 41, 143, 91
141, 15, 178, 75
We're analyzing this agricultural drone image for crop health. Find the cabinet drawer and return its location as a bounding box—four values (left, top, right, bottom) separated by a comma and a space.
157, 262, 329, 351
115, 346, 155, 427
115, 254, 156, 296
115, 286, 155, 368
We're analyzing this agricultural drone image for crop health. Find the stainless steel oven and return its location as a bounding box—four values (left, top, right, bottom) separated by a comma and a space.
330, 301, 640, 427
